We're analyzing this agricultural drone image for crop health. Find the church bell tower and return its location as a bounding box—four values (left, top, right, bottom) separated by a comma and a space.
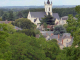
44, 0, 52, 15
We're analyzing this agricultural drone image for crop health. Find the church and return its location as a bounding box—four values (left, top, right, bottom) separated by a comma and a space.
27, 0, 60, 28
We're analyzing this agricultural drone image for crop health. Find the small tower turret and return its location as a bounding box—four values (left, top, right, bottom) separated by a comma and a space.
47, 0, 50, 4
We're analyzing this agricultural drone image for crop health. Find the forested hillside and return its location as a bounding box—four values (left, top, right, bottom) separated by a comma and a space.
0, 8, 77, 21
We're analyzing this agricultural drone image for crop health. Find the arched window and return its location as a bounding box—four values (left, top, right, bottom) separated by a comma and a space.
46, 8, 47, 11
49, 7, 50, 11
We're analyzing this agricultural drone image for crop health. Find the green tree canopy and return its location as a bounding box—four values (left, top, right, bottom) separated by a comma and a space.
66, 6, 80, 46
0, 10, 4, 17
2, 13, 8, 21
14, 18, 36, 29
6, 33, 60, 60
56, 47, 80, 60
53, 25, 66, 35
17, 29, 36, 37
0, 17, 2, 21
66, 14, 77, 36
0, 23, 12, 60
8, 11, 14, 21
16, 12, 23, 18
41, 13, 55, 25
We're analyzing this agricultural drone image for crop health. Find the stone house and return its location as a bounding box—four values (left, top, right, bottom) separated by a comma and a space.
40, 25, 55, 31
59, 16, 77, 25
41, 31, 73, 49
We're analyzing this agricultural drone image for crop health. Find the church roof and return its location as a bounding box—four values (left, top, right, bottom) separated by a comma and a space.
30, 12, 60, 20
52, 13, 60, 20
30, 12, 46, 20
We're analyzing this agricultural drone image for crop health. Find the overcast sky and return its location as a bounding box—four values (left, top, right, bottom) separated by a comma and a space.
0, 0, 80, 6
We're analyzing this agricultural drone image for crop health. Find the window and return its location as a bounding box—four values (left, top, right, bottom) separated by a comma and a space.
49, 7, 50, 11
66, 43, 68, 47
34, 18, 37, 22
46, 8, 47, 11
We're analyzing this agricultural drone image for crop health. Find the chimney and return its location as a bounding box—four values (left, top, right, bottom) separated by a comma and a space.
58, 34, 60, 39
6, 20, 7, 21
62, 39, 63, 45
70, 35, 72, 38
51, 33, 53, 36
46, 33, 48, 35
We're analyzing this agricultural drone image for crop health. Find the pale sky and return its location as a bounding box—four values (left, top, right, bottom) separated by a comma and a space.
0, 0, 80, 6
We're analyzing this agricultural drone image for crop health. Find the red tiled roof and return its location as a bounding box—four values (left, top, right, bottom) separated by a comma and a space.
0, 21, 14, 24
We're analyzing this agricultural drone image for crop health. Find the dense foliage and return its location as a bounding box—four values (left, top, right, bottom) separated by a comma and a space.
6, 33, 60, 60
0, 23, 15, 60
41, 13, 55, 25
17, 29, 36, 37
66, 5, 80, 47
13, 18, 36, 29
53, 25, 66, 35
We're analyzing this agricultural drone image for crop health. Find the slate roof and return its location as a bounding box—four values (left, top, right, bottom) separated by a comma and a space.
52, 13, 60, 20
40, 31, 53, 36
58, 33, 71, 42
62, 33, 71, 38
61, 16, 68, 20
50, 35, 58, 40
30, 12, 60, 20
15, 26, 22, 30
61, 16, 77, 20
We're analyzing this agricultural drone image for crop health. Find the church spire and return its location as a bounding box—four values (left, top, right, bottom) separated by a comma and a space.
47, 0, 50, 4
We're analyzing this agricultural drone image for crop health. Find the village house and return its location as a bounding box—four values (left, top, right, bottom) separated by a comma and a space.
39, 24, 55, 31
27, 0, 60, 28
0, 20, 22, 30
0, 20, 14, 24
40, 31, 73, 49
59, 16, 77, 25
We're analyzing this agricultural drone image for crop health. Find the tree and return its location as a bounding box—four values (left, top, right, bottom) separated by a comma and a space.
66, 14, 77, 36
63, 24, 68, 29
6, 33, 60, 60
8, 11, 14, 21
0, 10, 4, 17
65, 6, 80, 47
14, 18, 36, 29
0, 24, 12, 60
75, 5, 80, 14
6, 33, 48, 60
17, 29, 36, 37
2, 13, 8, 21
41, 13, 55, 25
53, 25, 66, 35
0, 17, 2, 21
43, 23, 47, 30
17, 12, 23, 18
45, 39, 60, 60
56, 47, 80, 60
6, 23, 16, 34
